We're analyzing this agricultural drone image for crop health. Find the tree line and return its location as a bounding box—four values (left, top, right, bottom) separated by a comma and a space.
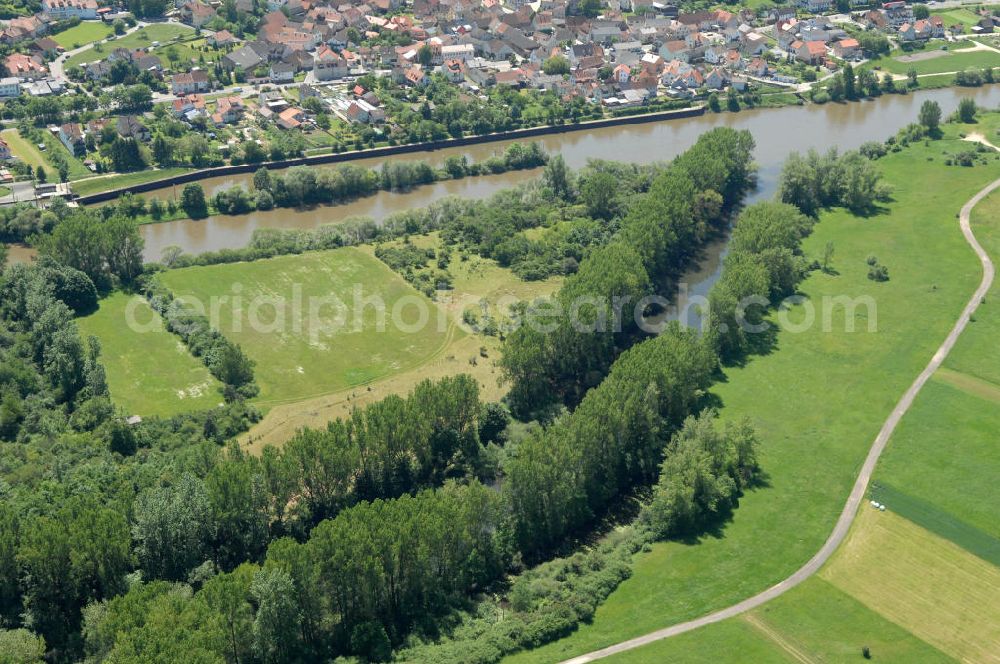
120, 142, 549, 222
500, 128, 756, 418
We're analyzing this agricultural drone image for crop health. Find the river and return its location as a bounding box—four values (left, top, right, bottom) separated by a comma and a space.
132, 86, 1000, 304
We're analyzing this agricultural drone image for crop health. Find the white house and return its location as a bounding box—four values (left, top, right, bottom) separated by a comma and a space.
41, 0, 98, 19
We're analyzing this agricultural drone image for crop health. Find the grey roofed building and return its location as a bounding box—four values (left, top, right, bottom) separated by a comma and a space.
223, 45, 264, 71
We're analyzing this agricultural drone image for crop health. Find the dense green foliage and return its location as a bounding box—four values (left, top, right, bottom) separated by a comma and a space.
706, 201, 813, 362
500, 128, 756, 417
778, 149, 891, 217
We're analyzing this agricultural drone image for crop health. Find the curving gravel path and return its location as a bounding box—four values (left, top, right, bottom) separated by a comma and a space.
560, 176, 1000, 664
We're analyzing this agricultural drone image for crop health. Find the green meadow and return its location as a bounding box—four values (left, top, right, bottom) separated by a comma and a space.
157, 247, 458, 407
66, 23, 194, 68
77, 292, 222, 417
506, 127, 1000, 663
874, 46, 1000, 76
50, 21, 113, 50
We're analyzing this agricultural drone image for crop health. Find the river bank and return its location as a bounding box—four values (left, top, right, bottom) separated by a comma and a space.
76, 105, 704, 205
134, 84, 1000, 266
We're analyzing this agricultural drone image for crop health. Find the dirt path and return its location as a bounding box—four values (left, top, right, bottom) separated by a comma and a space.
559, 176, 1000, 664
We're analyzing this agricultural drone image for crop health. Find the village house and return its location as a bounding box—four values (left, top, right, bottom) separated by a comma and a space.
116, 115, 150, 142
5, 53, 47, 79
172, 93, 207, 118
276, 106, 307, 129
209, 30, 239, 48
58, 122, 86, 157
313, 45, 348, 80
211, 96, 245, 125
171, 70, 210, 95
792, 40, 827, 65
180, 1, 217, 27
41, 0, 98, 19
0, 77, 21, 97
269, 61, 295, 83
831, 38, 860, 60
223, 45, 264, 72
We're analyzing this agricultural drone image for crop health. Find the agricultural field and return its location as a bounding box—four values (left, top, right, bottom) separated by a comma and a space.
65, 23, 194, 68
50, 21, 114, 50
158, 247, 457, 407
77, 292, 223, 417
242, 235, 563, 451
821, 510, 1000, 663
506, 127, 1000, 663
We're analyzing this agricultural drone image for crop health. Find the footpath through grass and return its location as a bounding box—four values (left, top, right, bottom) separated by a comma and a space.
506, 128, 999, 663
157, 247, 457, 406
77, 292, 222, 417
65, 23, 194, 68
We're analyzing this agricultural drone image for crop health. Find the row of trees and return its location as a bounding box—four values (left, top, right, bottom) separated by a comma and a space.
500, 128, 756, 417
143, 279, 258, 402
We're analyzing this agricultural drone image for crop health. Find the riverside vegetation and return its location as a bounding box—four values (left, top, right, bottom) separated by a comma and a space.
0, 120, 908, 663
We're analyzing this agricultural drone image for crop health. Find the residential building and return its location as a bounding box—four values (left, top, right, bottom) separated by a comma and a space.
0, 77, 21, 97
41, 0, 98, 19
171, 70, 210, 94
58, 122, 86, 157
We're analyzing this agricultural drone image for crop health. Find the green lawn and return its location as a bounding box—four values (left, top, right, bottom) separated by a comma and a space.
871, 46, 1000, 75
933, 8, 982, 30
505, 128, 999, 663
157, 247, 460, 406
77, 292, 223, 417
66, 23, 194, 68
37, 131, 91, 180
72, 167, 196, 197
50, 21, 113, 50
2, 128, 53, 179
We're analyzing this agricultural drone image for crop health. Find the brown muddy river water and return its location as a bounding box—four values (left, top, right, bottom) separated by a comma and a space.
120, 85, 1000, 319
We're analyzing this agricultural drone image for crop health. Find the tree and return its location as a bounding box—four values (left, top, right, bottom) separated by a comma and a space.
180, 183, 209, 219
958, 97, 977, 124
543, 154, 572, 200
417, 44, 433, 66
907, 67, 919, 87
576, 0, 601, 18
579, 170, 618, 220
542, 55, 570, 76
913, 3, 929, 19
919, 99, 942, 135
35, 165, 46, 183
132, 474, 214, 581
250, 568, 301, 663
843, 63, 856, 100
102, 215, 144, 283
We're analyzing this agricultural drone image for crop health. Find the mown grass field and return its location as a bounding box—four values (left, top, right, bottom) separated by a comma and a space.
934, 8, 982, 30
608, 575, 953, 663
821, 509, 1000, 663
77, 292, 222, 417
66, 23, 193, 68
50, 21, 113, 50
2, 129, 52, 179
71, 167, 195, 196
158, 247, 457, 407
241, 237, 562, 451
872, 46, 1000, 76
506, 128, 999, 663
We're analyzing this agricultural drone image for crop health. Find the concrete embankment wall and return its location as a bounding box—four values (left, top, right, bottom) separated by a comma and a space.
76, 105, 705, 205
